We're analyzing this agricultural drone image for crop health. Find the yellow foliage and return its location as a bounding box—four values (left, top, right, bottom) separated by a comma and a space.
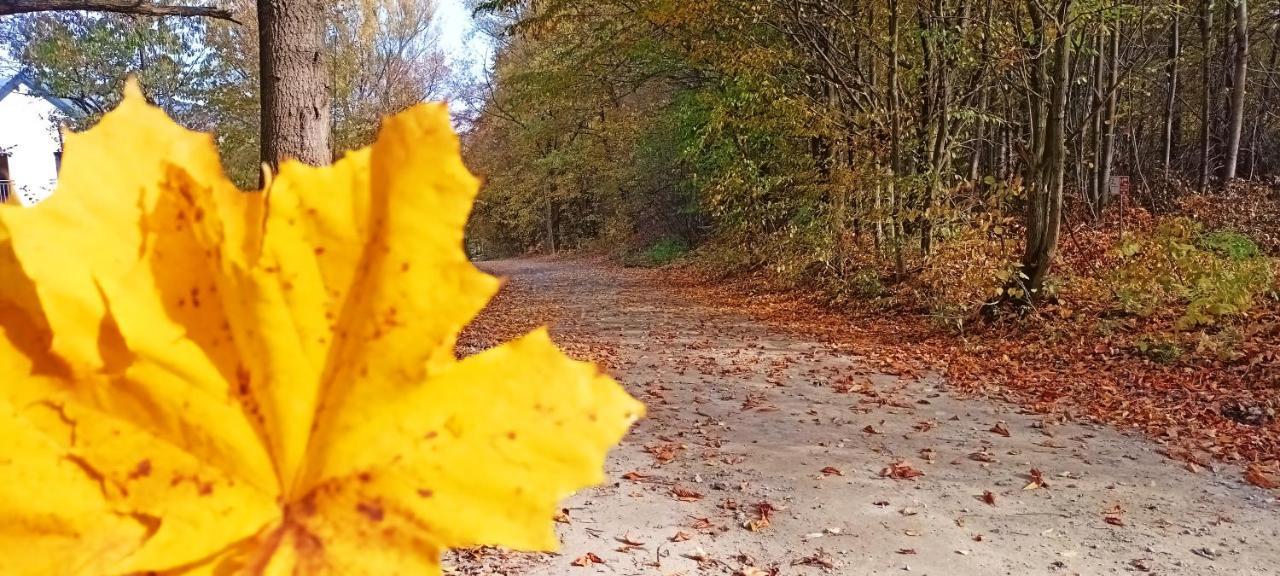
0, 81, 643, 575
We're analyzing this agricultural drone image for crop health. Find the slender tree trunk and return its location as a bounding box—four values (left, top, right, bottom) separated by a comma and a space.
1089, 32, 1105, 209
888, 0, 906, 276
1199, 0, 1215, 191
1096, 20, 1120, 210
1163, 5, 1182, 176
258, 0, 331, 170
1223, 0, 1248, 180
545, 188, 557, 254
917, 0, 938, 255
1020, 0, 1072, 298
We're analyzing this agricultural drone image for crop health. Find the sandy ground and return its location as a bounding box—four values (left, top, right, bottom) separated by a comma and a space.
450, 257, 1280, 576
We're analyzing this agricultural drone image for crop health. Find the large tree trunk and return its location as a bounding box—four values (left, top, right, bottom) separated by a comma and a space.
1223, 0, 1248, 180
258, 0, 331, 169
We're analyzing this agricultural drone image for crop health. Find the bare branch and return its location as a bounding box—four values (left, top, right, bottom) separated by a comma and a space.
0, 0, 238, 23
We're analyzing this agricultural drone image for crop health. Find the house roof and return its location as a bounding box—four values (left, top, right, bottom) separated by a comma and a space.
0, 71, 87, 118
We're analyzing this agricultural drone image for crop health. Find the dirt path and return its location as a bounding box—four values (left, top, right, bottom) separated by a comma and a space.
451, 257, 1280, 576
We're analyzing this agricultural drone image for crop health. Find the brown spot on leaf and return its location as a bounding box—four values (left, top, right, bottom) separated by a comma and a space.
128, 459, 152, 480
357, 502, 385, 522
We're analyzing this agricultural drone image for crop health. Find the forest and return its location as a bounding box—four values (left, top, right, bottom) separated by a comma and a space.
466, 0, 1280, 327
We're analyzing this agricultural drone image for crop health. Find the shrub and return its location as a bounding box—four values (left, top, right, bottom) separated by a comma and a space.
915, 229, 1020, 332
629, 237, 689, 267
1110, 218, 1274, 329
1197, 229, 1260, 261
849, 268, 887, 298
1135, 334, 1183, 364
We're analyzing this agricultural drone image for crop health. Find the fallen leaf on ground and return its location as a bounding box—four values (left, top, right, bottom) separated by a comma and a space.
969, 451, 997, 463
689, 516, 716, 531
571, 552, 606, 567
792, 551, 836, 569
745, 501, 778, 532
617, 533, 645, 546
820, 466, 843, 476
982, 491, 998, 506
673, 485, 705, 501
1024, 468, 1050, 490
990, 422, 1012, 437
644, 443, 683, 463
1245, 466, 1279, 489
881, 461, 926, 480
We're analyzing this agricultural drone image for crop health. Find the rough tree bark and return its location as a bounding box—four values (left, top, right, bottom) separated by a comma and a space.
888, 0, 905, 277
0, 0, 235, 20
1223, 0, 1248, 180
1018, 0, 1073, 299
257, 0, 331, 169
1199, 0, 1215, 191
1095, 20, 1120, 211
1163, 4, 1182, 176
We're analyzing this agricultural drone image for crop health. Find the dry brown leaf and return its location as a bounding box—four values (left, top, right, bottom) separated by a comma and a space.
1245, 465, 1279, 489
881, 460, 925, 480
672, 485, 704, 502
571, 552, 605, 567
1023, 468, 1049, 490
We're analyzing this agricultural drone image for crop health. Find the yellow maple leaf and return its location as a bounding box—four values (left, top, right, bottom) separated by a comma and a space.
0, 82, 644, 575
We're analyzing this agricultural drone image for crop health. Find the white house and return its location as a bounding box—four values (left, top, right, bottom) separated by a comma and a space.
0, 72, 83, 206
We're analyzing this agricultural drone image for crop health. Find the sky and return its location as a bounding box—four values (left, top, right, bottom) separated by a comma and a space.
435, 0, 494, 76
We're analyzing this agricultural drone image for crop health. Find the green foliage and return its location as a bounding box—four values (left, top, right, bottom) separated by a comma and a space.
1134, 334, 1183, 364
848, 269, 887, 299
626, 237, 689, 267
1111, 219, 1274, 330
1197, 230, 1261, 261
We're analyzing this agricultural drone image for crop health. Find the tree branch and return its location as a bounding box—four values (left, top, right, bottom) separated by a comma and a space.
0, 1, 238, 23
